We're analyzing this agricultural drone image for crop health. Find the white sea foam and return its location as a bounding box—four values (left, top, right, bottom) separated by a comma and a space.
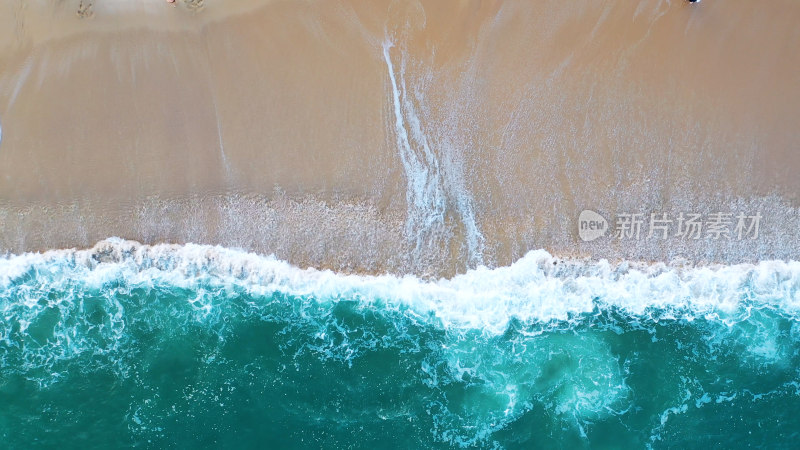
2, 238, 799, 335
1, 238, 797, 440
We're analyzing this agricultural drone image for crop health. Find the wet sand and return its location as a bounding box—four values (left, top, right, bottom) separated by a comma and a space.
1, 0, 799, 276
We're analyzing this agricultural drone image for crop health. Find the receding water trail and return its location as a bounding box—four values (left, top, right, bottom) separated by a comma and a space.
382, 40, 446, 258
439, 140, 486, 268
382, 39, 484, 266
210, 92, 231, 177
5, 56, 33, 111
202, 35, 232, 181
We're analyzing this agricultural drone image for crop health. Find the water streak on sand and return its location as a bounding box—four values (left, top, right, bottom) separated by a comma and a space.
383, 39, 447, 257
382, 38, 484, 267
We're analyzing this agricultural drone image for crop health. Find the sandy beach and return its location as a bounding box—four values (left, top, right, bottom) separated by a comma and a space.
1, 0, 799, 276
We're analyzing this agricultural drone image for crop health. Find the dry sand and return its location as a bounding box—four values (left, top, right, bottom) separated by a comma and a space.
1, 0, 799, 276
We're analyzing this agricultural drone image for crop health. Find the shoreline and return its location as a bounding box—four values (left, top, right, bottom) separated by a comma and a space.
4, 234, 799, 281
2, 191, 799, 277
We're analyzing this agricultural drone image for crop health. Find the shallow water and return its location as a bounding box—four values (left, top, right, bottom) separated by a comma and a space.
2, 239, 799, 448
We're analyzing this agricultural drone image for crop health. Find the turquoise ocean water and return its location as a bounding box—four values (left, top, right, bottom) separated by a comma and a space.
1, 239, 799, 448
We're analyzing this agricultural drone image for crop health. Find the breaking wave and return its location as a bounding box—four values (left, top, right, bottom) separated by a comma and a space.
2, 238, 800, 448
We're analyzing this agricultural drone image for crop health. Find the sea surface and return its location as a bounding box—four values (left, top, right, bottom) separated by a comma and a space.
2, 238, 799, 448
